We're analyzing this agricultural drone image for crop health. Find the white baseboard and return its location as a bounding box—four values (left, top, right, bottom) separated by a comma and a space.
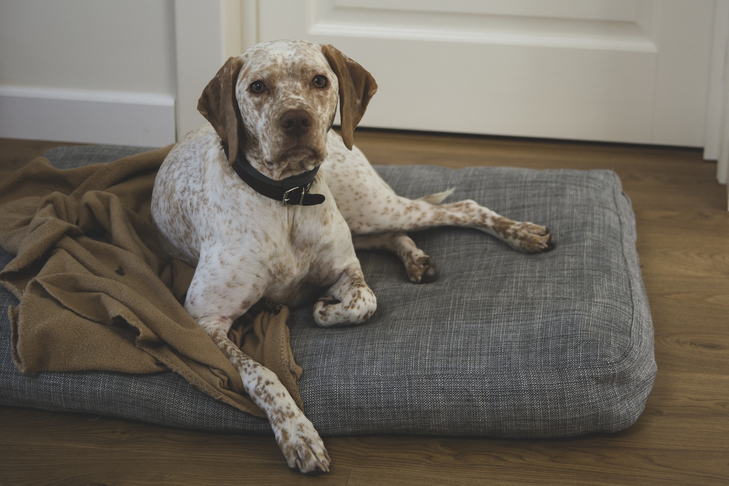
0, 86, 176, 147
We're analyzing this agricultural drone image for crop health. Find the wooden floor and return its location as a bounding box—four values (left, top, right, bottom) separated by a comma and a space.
1, 132, 728, 485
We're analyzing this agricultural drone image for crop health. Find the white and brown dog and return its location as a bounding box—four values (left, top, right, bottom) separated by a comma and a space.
151, 40, 553, 474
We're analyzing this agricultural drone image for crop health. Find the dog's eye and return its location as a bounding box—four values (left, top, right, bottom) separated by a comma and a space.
249, 81, 267, 94
312, 75, 328, 89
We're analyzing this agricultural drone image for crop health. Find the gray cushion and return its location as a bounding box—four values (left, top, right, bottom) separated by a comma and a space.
0, 145, 656, 438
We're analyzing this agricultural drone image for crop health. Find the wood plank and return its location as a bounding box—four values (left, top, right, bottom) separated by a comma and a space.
640, 244, 729, 279
0, 408, 347, 486
645, 277, 729, 319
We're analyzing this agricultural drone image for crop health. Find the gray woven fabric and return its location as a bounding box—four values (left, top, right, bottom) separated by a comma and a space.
0, 145, 656, 438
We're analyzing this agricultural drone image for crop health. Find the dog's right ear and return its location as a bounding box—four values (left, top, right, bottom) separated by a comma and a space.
197, 56, 244, 166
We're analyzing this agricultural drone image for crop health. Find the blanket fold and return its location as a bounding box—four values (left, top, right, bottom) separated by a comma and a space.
0, 147, 303, 418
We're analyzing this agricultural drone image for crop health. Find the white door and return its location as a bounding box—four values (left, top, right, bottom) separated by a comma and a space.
257, 0, 716, 147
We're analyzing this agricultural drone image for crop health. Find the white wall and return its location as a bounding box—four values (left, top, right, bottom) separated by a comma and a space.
0, 0, 177, 146
173, 0, 250, 140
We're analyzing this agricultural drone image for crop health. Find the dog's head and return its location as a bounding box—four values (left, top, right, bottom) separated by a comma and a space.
197, 40, 377, 180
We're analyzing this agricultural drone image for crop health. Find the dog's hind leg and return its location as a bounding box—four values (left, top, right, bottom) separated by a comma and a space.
324, 146, 554, 253
347, 194, 554, 254
352, 232, 438, 283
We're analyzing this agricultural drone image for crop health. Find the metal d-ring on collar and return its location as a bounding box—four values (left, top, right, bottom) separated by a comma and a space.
227, 146, 326, 206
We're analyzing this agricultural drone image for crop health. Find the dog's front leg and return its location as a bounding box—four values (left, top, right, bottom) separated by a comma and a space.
185, 260, 330, 474
196, 317, 331, 474
202, 323, 330, 474
313, 263, 377, 327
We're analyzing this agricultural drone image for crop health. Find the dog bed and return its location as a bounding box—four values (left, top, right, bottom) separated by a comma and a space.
0, 144, 656, 438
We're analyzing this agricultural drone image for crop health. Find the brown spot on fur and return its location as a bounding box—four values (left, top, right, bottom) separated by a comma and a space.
492, 217, 515, 237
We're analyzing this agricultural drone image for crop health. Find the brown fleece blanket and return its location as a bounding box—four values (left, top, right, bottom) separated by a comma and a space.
0, 146, 303, 418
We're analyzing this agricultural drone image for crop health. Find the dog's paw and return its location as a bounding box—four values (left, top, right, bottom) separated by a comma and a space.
313, 290, 377, 327
406, 254, 438, 284
508, 223, 555, 253
274, 413, 331, 474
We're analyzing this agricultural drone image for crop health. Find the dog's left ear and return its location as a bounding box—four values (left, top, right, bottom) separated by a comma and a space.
198, 56, 244, 166
322, 45, 378, 150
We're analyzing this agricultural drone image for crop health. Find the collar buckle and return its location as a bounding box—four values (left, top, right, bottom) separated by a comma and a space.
282, 184, 309, 205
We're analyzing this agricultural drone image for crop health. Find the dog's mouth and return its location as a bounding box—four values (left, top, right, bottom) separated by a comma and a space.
265, 146, 324, 180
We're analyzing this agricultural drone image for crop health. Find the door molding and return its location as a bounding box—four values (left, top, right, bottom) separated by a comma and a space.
173, 0, 256, 139
705, 0, 729, 188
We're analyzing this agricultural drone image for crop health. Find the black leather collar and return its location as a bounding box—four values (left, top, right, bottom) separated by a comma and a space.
224, 143, 325, 206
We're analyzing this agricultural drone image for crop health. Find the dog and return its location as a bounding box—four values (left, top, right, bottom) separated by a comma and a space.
151, 40, 554, 474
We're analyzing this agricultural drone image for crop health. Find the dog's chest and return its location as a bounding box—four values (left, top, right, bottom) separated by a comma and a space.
252, 207, 350, 305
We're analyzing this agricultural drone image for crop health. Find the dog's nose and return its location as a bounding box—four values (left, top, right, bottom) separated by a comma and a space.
280, 110, 313, 136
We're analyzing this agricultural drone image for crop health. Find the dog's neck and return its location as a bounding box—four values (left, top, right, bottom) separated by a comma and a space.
223, 142, 325, 206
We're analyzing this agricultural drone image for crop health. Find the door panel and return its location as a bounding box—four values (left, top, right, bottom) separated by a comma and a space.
258, 0, 715, 146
